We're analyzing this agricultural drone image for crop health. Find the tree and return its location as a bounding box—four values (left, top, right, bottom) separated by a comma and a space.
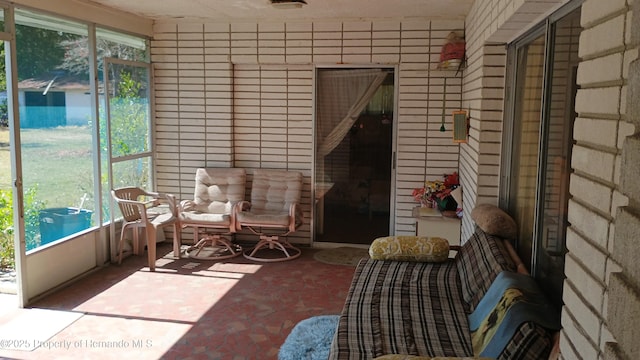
15, 25, 74, 80
58, 37, 146, 79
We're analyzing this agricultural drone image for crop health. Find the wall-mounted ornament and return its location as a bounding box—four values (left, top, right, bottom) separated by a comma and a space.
452, 110, 469, 143
437, 31, 466, 75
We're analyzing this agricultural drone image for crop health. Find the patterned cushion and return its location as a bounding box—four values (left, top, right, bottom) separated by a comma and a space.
329, 259, 473, 359
373, 355, 433, 360
497, 322, 552, 360
369, 236, 450, 262
455, 228, 516, 312
373, 357, 490, 360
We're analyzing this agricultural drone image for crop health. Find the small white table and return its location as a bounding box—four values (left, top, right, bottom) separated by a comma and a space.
412, 207, 461, 256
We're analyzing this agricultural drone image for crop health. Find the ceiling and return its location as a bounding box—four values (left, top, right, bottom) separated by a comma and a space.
81, 0, 474, 22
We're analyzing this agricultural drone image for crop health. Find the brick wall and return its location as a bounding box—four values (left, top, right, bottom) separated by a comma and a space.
460, 0, 563, 239
599, 0, 640, 358
151, 19, 464, 243
464, 0, 639, 358
560, 0, 637, 358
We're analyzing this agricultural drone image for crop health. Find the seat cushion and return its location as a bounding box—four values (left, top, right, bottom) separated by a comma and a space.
236, 209, 291, 227
369, 236, 450, 262
249, 169, 303, 213
189, 168, 246, 215
180, 211, 230, 226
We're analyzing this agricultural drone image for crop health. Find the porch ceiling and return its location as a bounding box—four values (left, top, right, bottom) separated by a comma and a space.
80, 0, 474, 21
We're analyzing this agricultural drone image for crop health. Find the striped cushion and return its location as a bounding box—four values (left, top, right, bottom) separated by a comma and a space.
455, 228, 517, 312
497, 322, 552, 360
329, 259, 474, 359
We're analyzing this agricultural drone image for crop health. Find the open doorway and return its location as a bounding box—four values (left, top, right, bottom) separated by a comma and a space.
314, 68, 394, 245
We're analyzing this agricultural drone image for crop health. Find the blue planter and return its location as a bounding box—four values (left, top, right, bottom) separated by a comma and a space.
39, 207, 93, 246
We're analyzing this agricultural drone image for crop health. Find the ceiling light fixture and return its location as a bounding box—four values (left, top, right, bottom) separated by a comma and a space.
270, 0, 307, 9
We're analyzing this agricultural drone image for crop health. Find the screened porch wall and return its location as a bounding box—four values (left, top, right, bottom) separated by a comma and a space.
151, 19, 464, 244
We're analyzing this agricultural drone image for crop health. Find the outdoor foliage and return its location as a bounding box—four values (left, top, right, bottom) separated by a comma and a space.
0, 189, 13, 268
0, 187, 46, 269
0, 101, 7, 127
15, 25, 75, 80
104, 69, 149, 157
58, 37, 147, 79
95, 68, 150, 219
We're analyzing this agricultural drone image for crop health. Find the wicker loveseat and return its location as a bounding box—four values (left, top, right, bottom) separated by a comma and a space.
329, 204, 560, 360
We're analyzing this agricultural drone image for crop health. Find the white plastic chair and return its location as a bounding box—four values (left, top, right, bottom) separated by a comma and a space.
111, 187, 178, 271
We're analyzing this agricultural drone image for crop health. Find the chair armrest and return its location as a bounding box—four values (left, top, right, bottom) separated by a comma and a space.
234, 200, 251, 212
114, 198, 152, 223
288, 202, 303, 233
148, 192, 178, 217
127, 190, 177, 219
233, 200, 252, 230
179, 199, 194, 212
140, 189, 161, 206
164, 193, 178, 216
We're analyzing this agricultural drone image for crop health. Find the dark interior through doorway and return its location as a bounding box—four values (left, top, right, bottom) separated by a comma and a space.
316, 71, 394, 244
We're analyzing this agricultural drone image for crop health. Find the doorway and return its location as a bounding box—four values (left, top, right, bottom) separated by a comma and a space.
314, 68, 395, 245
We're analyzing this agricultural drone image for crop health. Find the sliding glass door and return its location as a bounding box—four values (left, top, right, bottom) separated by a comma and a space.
314, 67, 395, 245
502, 4, 581, 309
509, 34, 546, 270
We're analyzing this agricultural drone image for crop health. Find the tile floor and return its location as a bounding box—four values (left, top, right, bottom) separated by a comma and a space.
0, 243, 357, 359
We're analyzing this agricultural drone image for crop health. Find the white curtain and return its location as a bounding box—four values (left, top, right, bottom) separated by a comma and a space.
316, 69, 388, 157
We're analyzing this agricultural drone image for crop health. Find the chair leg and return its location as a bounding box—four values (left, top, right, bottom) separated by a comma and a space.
132, 226, 140, 255
118, 225, 128, 265
146, 227, 157, 272
243, 235, 301, 262
186, 234, 242, 260
173, 223, 181, 258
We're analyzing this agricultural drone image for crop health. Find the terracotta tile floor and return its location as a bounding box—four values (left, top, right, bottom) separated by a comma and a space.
0, 243, 357, 360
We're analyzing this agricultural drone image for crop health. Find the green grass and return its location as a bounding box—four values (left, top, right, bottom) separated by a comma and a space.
0, 126, 94, 210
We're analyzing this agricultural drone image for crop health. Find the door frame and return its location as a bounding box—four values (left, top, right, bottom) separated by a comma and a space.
5, 6, 28, 306
311, 64, 398, 247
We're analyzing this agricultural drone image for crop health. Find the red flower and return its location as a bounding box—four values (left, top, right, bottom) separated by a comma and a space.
412, 187, 426, 202
444, 172, 459, 188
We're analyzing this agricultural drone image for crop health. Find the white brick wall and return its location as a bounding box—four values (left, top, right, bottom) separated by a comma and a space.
563, 0, 635, 358
464, 0, 637, 358
152, 19, 464, 243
